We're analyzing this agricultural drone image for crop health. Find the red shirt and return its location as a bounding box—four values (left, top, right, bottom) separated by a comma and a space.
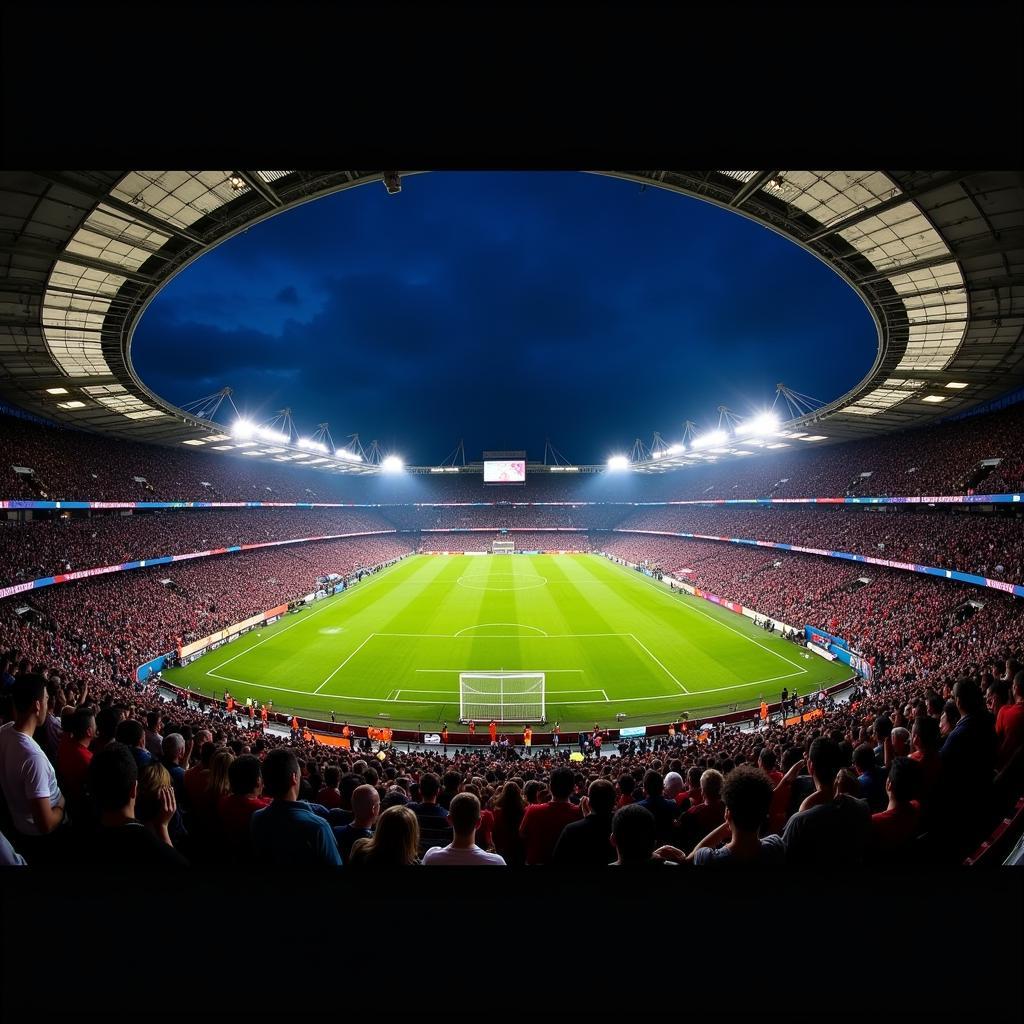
871, 801, 921, 850
317, 787, 341, 808
996, 702, 1024, 768
489, 722, 497, 740
477, 808, 495, 849
218, 793, 272, 841
468, 722, 475, 735
519, 800, 583, 864
57, 738, 92, 801
686, 798, 725, 841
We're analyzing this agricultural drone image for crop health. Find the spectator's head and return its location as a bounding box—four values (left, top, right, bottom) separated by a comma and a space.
261, 749, 301, 801
88, 742, 138, 816
722, 765, 774, 834
911, 714, 940, 754
758, 748, 777, 772
611, 804, 657, 865
115, 718, 145, 749
886, 756, 921, 805
228, 755, 262, 797
939, 701, 960, 737
642, 770, 664, 799
70, 707, 96, 743
853, 744, 877, 774
442, 771, 461, 794
550, 767, 574, 801
587, 778, 616, 817
352, 805, 419, 865
351, 784, 381, 827
418, 772, 440, 803
448, 792, 481, 839
663, 772, 684, 801
146, 710, 161, 732
807, 738, 843, 792
617, 774, 635, 799
686, 766, 703, 791
208, 749, 234, 799
953, 678, 985, 718
700, 769, 724, 801
339, 772, 362, 809
891, 727, 911, 756
872, 715, 893, 744
136, 762, 172, 824
11, 674, 48, 727
162, 732, 186, 766
323, 766, 341, 790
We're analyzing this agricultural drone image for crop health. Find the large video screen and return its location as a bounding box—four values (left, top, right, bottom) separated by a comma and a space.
484, 459, 526, 484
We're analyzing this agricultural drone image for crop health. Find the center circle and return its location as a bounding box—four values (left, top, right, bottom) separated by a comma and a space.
456, 574, 549, 592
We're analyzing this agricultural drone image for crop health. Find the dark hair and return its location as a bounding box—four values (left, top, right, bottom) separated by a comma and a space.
200, 741, 217, 768
11, 674, 47, 715
323, 765, 341, 789
95, 707, 119, 740
612, 804, 656, 864
448, 792, 481, 834
953, 677, 985, 716
618, 773, 635, 796
261, 749, 300, 799
887, 757, 920, 803
853, 743, 877, 773
642, 770, 663, 798
807, 738, 843, 787
115, 718, 145, 748
88, 743, 138, 812
872, 715, 893, 742
941, 701, 961, 728
340, 772, 362, 804
146, 710, 160, 730
912, 714, 940, 751
70, 706, 96, 740
419, 772, 440, 800
549, 767, 574, 800
758, 748, 777, 770
722, 765, 774, 832
228, 755, 262, 796
587, 778, 616, 816
442, 770, 461, 791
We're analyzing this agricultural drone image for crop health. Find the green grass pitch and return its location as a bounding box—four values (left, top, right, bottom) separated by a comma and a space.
164, 553, 852, 731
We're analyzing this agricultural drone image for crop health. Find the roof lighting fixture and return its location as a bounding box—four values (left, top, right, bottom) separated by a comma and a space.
56, 400, 86, 409
226, 172, 246, 191
181, 439, 206, 446
945, 382, 969, 389
735, 412, 779, 437
232, 419, 256, 439
382, 455, 404, 473
607, 455, 630, 471
691, 429, 728, 450
922, 395, 947, 403
257, 426, 290, 444
46, 387, 69, 395
336, 449, 362, 462
801, 435, 828, 441
297, 438, 328, 453
766, 442, 790, 449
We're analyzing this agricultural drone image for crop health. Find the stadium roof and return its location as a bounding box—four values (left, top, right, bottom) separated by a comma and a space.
0, 170, 1022, 475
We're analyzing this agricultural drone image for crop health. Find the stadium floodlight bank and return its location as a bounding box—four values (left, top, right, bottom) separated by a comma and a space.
491, 540, 515, 554
459, 672, 545, 722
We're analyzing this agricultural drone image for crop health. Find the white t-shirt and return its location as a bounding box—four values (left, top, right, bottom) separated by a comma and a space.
422, 843, 506, 866
0, 722, 62, 836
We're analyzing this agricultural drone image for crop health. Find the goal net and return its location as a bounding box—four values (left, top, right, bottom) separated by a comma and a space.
459, 672, 545, 722
492, 540, 515, 554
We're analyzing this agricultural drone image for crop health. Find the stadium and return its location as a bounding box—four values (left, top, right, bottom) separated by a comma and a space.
1, 168, 1023, 875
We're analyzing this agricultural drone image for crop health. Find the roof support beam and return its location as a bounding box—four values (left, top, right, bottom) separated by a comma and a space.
856, 253, 959, 285
235, 171, 283, 208
803, 171, 969, 243
728, 171, 778, 210
34, 172, 205, 245
0, 238, 158, 285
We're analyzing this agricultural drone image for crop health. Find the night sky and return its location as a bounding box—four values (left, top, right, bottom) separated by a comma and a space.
132, 172, 875, 465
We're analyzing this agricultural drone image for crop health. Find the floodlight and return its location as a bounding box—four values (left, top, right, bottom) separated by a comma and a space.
336, 449, 362, 462
607, 455, 630, 471
232, 419, 256, 439
735, 412, 779, 437
297, 438, 328, 453
257, 426, 289, 443
667, 443, 684, 454
691, 429, 727, 450
382, 455, 404, 472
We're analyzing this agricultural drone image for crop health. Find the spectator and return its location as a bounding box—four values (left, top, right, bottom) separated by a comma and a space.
854, 743, 887, 813
492, 780, 526, 866
348, 806, 421, 866
519, 766, 583, 865
995, 671, 1024, 771
782, 738, 871, 867
0, 674, 66, 862
552, 778, 617, 867
423, 793, 506, 865
317, 765, 342, 809
333, 784, 380, 864
689, 766, 785, 865
250, 749, 341, 867
218, 755, 270, 857
610, 804, 673, 867
161, 733, 188, 810
637, 769, 680, 844
115, 718, 154, 772
616, 773, 637, 808
407, 772, 453, 858
84, 743, 186, 866
682, 769, 725, 848
144, 711, 164, 761
56, 706, 95, 806
869, 756, 922, 863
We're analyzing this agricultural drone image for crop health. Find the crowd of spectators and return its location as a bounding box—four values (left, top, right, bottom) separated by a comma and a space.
615, 505, 1024, 582
3, 399, 1022, 504
0, 507, 396, 586
418, 531, 593, 552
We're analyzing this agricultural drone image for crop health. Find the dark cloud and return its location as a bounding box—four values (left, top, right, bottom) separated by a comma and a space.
133, 172, 875, 463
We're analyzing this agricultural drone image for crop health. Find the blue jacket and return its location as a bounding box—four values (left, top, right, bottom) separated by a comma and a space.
251, 800, 342, 867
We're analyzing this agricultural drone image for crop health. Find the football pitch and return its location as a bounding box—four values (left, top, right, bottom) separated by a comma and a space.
163, 553, 852, 731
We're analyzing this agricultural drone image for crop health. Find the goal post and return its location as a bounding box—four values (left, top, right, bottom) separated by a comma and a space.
459, 672, 545, 722
491, 540, 515, 554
